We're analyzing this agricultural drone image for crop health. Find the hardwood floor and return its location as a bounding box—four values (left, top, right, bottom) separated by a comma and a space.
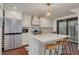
63, 42, 79, 55
2, 42, 79, 55
2, 45, 29, 55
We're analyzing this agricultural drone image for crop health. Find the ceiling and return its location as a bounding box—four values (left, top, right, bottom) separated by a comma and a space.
3, 3, 79, 19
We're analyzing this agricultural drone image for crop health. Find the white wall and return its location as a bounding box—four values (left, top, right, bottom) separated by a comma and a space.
52, 14, 78, 32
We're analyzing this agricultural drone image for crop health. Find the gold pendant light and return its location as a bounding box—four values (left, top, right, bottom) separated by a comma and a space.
46, 3, 51, 16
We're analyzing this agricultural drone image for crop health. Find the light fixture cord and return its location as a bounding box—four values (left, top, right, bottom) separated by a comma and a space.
47, 3, 50, 13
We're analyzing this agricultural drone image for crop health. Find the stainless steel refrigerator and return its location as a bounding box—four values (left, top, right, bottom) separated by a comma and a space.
4, 18, 22, 50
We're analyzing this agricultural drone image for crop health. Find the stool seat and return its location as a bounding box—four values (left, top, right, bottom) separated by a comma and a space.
56, 39, 67, 45
44, 44, 58, 55
45, 44, 57, 49
56, 41, 65, 45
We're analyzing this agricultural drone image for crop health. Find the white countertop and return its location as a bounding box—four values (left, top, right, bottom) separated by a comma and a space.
26, 33, 69, 43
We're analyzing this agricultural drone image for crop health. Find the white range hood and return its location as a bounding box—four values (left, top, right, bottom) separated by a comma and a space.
32, 16, 40, 25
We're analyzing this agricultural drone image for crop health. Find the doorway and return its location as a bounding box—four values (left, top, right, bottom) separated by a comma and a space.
57, 17, 78, 42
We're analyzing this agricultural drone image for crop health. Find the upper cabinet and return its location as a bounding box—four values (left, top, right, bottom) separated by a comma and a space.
40, 18, 52, 27
22, 14, 31, 27
5, 9, 22, 19
22, 14, 52, 28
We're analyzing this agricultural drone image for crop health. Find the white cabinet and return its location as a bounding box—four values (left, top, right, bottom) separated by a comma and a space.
40, 18, 51, 27
22, 15, 31, 27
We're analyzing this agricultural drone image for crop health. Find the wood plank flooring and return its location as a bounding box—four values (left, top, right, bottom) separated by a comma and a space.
63, 42, 79, 55
2, 42, 79, 55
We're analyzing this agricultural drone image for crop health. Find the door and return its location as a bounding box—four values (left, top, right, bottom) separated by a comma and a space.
57, 20, 67, 35
68, 19, 78, 42
57, 17, 78, 42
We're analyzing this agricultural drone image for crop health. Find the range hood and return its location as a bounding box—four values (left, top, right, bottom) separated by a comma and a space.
32, 16, 40, 25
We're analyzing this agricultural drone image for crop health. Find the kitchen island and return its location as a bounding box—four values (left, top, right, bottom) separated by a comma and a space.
23, 33, 69, 55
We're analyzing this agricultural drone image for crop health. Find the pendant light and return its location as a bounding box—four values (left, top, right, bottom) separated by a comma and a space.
46, 3, 51, 16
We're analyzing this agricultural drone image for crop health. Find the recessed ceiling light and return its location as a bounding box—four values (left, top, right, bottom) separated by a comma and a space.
14, 6, 17, 10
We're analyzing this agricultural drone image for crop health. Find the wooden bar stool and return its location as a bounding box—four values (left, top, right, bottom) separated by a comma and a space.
44, 44, 58, 55
56, 38, 69, 55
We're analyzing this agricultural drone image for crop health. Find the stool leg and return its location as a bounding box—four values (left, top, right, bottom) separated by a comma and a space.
44, 48, 46, 55
54, 49, 58, 55
57, 46, 59, 55
64, 43, 67, 54
49, 50, 52, 55
61, 45, 64, 55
